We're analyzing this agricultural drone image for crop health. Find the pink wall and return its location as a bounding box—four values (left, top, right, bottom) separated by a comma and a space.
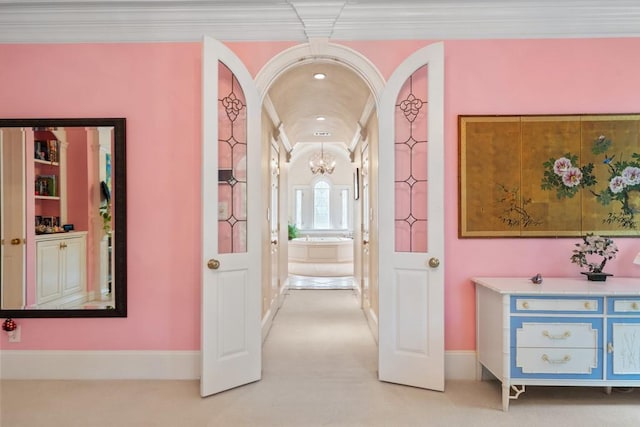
66, 128, 89, 230
1, 39, 640, 352
442, 39, 640, 349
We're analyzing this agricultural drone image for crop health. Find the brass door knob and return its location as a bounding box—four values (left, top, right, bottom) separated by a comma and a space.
363, 240, 369, 245
428, 257, 440, 268
11, 238, 22, 245
207, 259, 220, 270
271, 240, 278, 245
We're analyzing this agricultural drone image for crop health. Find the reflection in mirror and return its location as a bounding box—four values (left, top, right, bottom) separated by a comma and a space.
0, 118, 126, 318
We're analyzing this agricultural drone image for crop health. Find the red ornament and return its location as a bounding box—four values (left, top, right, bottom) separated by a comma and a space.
2, 318, 17, 332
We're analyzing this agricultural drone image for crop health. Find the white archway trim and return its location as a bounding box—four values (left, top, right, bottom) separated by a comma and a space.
255, 40, 385, 101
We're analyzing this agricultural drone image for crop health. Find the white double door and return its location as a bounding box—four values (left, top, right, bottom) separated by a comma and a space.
201, 37, 444, 396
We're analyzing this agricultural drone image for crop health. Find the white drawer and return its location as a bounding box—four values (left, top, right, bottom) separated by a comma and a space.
612, 299, 640, 314
516, 347, 598, 375
515, 297, 599, 312
516, 322, 598, 348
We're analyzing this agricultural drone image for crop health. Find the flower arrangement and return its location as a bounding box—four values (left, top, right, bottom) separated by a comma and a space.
570, 233, 618, 274
541, 135, 640, 229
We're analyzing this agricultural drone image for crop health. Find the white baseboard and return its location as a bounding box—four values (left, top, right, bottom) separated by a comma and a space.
262, 279, 289, 341
0, 350, 200, 380
364, 305, 379, 344
0, 349, 477, 381
444, 351, 477, 381
262, 305, 275, 342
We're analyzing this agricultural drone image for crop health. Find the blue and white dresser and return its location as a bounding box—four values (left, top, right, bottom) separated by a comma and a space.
473, 277, 640, 411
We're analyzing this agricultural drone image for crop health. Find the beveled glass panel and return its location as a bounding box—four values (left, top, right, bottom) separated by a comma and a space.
394, 65, 429, 253
218, 221, 232, 254
232, 182, 247, 221
218, 61, 247, 254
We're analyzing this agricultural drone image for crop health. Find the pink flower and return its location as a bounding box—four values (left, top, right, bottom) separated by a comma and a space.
622, 166, 640, 186
562, 167, 583, 187
553, 157, 572, 176
609, 176, 626, 194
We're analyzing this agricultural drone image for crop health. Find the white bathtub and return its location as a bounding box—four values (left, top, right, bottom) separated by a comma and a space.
288, 237, 353, 276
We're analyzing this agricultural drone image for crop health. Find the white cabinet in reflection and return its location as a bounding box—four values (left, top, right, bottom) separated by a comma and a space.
35, 232, 87, 308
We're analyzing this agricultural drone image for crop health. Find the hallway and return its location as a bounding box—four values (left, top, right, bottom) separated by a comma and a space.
2, 289, 639, 426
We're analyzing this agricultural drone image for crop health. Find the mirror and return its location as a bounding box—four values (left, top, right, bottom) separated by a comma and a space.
0, 118, 126, 318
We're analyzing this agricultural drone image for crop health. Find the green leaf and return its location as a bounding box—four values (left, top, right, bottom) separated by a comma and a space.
592, 135, 612, 154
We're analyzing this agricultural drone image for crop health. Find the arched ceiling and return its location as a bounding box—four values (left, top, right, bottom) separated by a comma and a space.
267, 61, 372, 162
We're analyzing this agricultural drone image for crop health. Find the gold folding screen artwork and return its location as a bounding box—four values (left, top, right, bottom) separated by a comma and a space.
459, 114, 640, 237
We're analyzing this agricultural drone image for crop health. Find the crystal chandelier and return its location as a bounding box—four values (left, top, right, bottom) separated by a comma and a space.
309, 143, 336, 175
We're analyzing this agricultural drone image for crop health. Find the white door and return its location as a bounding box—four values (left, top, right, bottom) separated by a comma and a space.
360, 142, 372, 310
62, 235, 85, 296
1, 127, 26, 309
269, 142, 280, 307
201, 36, 262, 397
36, 239, 63, 304
378, 43, 445, 391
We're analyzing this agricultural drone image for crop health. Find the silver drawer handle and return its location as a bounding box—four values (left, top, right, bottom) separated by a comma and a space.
542, 330, 571, 340
541, 354, 571, 364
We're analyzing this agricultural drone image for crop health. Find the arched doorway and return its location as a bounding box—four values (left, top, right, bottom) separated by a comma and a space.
256, 40, 382, 338
201, 38, 445, 395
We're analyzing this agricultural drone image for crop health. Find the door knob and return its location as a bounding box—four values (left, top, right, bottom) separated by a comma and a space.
428, 257, 440, 268
363, 240, 369, 245
271, 240, 278, 245
207, 259, 220, 270
11, 238, 23, 245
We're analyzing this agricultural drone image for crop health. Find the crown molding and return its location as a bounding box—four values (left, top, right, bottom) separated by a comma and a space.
0, 0, 639, 43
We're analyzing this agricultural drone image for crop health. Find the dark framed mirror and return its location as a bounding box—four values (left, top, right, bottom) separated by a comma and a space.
0, 118, 126, 317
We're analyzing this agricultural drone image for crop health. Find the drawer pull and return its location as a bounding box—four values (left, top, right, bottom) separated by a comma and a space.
541, 354, 571, 364
608, 342, 614, 353
542, 330, 571, 340
632, 302, 639, 310
522, 301, 530, 309
584, 302, 591, 309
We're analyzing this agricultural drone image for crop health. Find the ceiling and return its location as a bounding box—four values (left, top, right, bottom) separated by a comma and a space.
3, 0, 639, 163
267, 61, 371, 162
1, 0, 640, 43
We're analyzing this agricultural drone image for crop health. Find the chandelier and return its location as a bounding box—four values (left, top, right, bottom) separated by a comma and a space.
309, 143, 336, 175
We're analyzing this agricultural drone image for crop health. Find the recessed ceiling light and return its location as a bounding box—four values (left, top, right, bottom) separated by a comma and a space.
316, 116, 326, 121
313, 73, 326, 80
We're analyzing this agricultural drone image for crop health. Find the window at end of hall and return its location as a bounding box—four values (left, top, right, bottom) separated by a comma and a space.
293, 179, 351, 231
313, 180, 330, 229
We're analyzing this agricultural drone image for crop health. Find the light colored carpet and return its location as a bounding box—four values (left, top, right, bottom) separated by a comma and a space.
1, 289, 639, 426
